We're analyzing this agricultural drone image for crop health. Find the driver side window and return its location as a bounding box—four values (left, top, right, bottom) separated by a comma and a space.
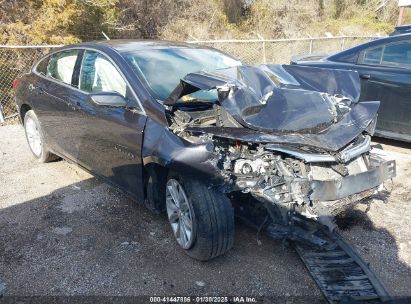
80, 50, 127, 97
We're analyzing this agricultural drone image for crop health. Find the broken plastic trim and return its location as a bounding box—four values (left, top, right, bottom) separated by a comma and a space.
309, 157, 395, 201
265, 135, 371, 163
265, 146, 335, 163
340, 135, 371, 162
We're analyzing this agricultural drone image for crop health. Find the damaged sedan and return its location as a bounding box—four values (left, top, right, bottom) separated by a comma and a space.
14, 40, 396, 261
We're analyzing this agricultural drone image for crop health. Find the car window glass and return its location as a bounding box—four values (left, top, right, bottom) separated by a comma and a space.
382, 42, 411, 66
80, 50, 127, 97
47, 50, 79, 85
329, 48, 359, 63
36, 57, 49, 75
125, 48, 241, 100
362, 46, 383, 65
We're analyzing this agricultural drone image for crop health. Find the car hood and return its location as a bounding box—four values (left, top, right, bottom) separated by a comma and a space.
165, 64, 379, 152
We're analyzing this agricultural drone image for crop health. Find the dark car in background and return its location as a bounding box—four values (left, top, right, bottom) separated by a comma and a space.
390, 25, 411, 36
291, 34, 411, 142
14, 40, 395, 262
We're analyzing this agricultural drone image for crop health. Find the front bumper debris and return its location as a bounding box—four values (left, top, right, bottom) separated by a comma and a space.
254, 154, 395, 205
247, 153, 396, 231
309, 157, 395, 201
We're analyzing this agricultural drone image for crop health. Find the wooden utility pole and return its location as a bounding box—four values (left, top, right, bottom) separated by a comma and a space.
398, 6, 405, 25
398, 0, 411, 25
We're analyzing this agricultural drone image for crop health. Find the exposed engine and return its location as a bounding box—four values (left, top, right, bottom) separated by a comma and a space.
212, 140, 395, 230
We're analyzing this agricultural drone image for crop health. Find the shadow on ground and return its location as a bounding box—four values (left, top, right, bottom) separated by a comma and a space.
373, 136, 411, 150
0, 177, 323, 302
0, 176, 410, 302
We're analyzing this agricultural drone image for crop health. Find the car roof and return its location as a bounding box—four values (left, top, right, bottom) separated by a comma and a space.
395, 25, 411, 30
390, 25, 411, 36
364, 33, 411, 45
327, 33, 411, 61
63, 39, 205, 54
349, 33, 411, 50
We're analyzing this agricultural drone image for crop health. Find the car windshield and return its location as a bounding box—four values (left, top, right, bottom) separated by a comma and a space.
124, 48, 241, 101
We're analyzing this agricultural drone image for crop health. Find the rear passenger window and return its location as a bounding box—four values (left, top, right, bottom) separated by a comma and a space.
382, 42, 411, 67
79, 50, 127, 97
47, 50, 79, 85
35, 57, 49, 75
362, 46, 383, 65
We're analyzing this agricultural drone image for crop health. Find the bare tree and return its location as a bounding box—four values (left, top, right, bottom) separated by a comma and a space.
223, 0, 245, 24
114, 0, 189, 38
334, 0, 345, 18
318, 0, 325, 17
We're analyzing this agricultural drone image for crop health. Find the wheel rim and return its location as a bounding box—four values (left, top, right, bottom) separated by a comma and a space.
25, 117, 42, 157
166, 179, 195, 249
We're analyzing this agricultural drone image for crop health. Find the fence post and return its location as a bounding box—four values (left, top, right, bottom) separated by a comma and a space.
309, 39, 313, 54
262, 40, 267, 64
256, 34, 267, 64
0, 105, 5, 124
341, 38, 345, 50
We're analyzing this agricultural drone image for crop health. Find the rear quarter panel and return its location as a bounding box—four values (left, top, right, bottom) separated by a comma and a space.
14, 73, 37, 119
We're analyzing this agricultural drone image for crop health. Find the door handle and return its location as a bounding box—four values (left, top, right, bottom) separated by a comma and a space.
68, 103, 80, 111
67, 99, 82, 111
360, 74, 371, 80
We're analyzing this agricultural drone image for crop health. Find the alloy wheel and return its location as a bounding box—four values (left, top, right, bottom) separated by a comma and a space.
166, 179, 195, 249
25, 117, 42, 157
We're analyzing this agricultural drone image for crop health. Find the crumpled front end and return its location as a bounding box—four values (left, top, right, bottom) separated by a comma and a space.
158, 64, 396, 232
215, 138, 395, 230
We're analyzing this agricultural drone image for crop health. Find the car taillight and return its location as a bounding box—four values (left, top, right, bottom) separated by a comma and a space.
12, 79, 20, 89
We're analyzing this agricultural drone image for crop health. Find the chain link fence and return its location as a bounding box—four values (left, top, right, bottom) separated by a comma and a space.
0, 45, 60, 123
189, 36, 377, 65
0, 36, 376, 123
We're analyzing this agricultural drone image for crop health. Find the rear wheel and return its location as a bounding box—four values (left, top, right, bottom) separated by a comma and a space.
165, 174, 235, 261
24, 110, 58, 163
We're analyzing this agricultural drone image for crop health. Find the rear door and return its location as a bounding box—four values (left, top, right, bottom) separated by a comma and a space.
355, 41, 411, 139
69, 49, 147, 200
31, 49, 82, 158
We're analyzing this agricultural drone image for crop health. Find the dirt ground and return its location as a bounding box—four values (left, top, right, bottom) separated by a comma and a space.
0, 125, 410, 301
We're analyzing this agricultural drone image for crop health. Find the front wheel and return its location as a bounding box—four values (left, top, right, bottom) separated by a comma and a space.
165, 174, 235, 261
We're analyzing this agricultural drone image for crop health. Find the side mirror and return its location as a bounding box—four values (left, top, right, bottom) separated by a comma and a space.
88, 92, 127, 107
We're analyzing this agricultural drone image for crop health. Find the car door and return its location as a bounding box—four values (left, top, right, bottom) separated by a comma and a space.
30, 49, 82, 158
355, 41, 411, 140
69, 49, 147, 200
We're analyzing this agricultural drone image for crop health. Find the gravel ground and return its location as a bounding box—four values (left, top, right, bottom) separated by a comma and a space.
0, 125, 410, 301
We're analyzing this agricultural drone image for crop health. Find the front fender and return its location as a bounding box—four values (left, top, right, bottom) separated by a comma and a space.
142, 118, 228, 188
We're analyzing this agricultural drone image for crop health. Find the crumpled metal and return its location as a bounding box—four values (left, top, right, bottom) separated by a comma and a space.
166, 64, 377, 152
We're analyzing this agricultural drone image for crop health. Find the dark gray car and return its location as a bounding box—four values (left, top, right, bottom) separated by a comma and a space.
14, 40, 395, 263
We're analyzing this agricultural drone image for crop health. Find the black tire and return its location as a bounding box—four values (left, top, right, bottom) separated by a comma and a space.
23, 110, 59, 163
144, 165, 167, 213
166, 173, 235, 261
